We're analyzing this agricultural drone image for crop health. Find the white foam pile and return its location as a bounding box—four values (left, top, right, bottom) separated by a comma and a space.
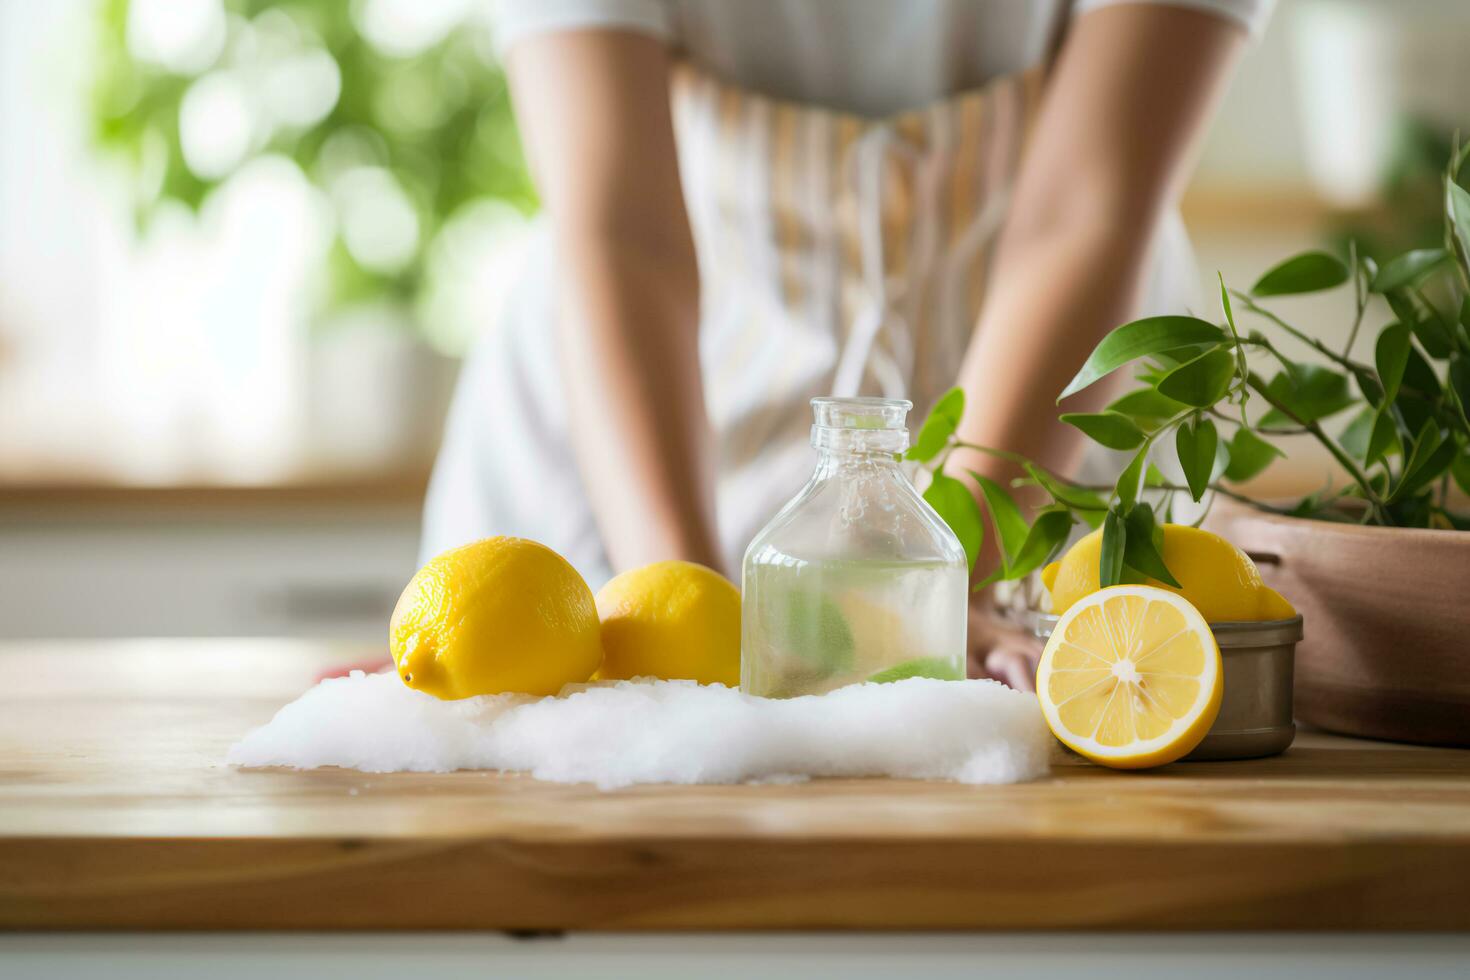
228, 671, 1051, 789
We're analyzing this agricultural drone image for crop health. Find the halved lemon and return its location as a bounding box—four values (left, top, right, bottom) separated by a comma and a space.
1036, 585, 1222, 769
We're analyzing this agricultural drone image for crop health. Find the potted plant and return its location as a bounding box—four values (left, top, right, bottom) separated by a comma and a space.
911, 144, 1470, 747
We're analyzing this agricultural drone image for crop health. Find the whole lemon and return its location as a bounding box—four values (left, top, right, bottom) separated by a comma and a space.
595, 560, 741, 685
390, 537, 603, 699
1042, 523, 1295, 623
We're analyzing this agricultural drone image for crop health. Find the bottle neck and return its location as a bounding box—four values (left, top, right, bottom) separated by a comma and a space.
810, 425, 908, 457
813, 447, 902, 479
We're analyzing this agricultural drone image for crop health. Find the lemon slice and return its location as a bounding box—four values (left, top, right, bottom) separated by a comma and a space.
1036, 585, 1222, 769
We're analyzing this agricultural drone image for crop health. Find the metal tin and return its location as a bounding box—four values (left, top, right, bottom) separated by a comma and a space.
1034, 614, 1303, 761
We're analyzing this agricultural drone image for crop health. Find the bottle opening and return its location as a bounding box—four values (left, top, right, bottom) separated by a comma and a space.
811, 396, 911, 454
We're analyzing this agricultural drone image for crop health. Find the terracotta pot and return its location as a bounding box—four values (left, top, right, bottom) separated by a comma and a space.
1206, 502, 1470, 747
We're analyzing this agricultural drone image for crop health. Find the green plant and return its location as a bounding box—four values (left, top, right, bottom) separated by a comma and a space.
912, 144, 1470, 588
1331, 117, 1457, 267
91, 0, 536, 323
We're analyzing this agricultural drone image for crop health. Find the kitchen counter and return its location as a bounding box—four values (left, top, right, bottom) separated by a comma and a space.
3, 640, 1468, 932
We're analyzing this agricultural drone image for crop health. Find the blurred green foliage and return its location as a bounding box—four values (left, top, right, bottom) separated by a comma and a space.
91, 0, 537, 320
1331, 118, 1458, 265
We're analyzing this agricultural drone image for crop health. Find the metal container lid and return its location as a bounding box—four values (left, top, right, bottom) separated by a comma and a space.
1034, 613, 1303, 648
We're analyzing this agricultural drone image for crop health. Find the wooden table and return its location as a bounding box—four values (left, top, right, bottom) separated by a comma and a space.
2, 640, 1468, 932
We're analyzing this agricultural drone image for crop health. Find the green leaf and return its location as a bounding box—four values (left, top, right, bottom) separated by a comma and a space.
1099, 509, 1126, 588
907, 387, 964, 462
1397, 346, 1443, 436
1059, 412, 1147, 451
970, 472, 1030, 569
923, 472, 983, 572
1151, 344, 1216, 368
1351, 364, 1385, 409
1375, 324, 1412, 405
1404, 437, 1457, 501
1156, 347, 1238, 408
1211, 434, 1232, 484
1223, 426, 1284, 482
1402, 345, 1443, 398
1391, 422, 1452, 502
1219, 272, 1250, 399
1114, 443, 1149, 512
1288, 490, 1322, 519
1400, 301, 1456, 359
1106, 388, 1189, 424
1251, 251, 1349, 296
1256, 365, 1355, 428
1059, 316, 1227, 401
1175, 415, 1218, 502
1447, 180, 1470, 284
1024, 463, 1107, 512
1384, 289, 1423, 335
1007, 510, 1075, 580
1219, 272, 1238, 334
1338, 405, 1376, 459
1449, 358, 1470, 432
1122, 503, 1181, 588
867, 657, 964, 683
1144, 463, 1168, 487
1369, 249, 1450, 293
1365, 408, 1401, 467
1452, 451, 1470, 497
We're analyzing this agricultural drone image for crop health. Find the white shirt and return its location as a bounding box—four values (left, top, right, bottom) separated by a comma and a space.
494, 0, 1273, 116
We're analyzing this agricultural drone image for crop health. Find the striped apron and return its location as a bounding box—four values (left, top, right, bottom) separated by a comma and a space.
420, 63, 1197, 588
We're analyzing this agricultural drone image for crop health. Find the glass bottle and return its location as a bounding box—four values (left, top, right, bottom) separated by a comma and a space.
741, 397, 969, 697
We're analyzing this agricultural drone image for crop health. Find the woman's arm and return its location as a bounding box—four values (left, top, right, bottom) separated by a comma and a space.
506, 31, 721, 573
952, 5, 1248, 686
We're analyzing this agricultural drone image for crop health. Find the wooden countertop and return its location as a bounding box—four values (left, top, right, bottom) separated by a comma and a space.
3, 640, 1468, 932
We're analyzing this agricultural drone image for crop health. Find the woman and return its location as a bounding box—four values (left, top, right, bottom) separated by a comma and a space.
423, 0, 1271, 688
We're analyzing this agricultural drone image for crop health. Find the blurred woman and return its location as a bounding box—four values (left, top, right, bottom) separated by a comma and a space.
423, 0, 1272, 686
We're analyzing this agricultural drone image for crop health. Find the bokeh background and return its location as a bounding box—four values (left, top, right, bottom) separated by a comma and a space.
3, 0, 1468, 641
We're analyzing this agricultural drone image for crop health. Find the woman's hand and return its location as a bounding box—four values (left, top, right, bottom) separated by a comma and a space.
968, 592, 1043, 692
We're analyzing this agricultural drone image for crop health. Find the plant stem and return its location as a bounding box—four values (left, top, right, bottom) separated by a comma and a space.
1062, 477, 1295, 514
1204, 406, 1310, 434
1218, 271, 1252, 427
1343, 241, 1367, 359
1242, 335, 1309, 382
949, 441, 1032, 467
1243, 373, 1389, 520
1231, 290, 1373, 374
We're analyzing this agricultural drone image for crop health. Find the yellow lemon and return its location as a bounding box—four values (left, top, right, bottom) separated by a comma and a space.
1036, 585, 1222, 769
390, 537, 603, 699
1041, 523, 1294, 622
595, 560, 741, 685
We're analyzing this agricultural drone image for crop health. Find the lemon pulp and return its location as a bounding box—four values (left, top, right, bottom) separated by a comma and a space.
1036, 585, 1223, 769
